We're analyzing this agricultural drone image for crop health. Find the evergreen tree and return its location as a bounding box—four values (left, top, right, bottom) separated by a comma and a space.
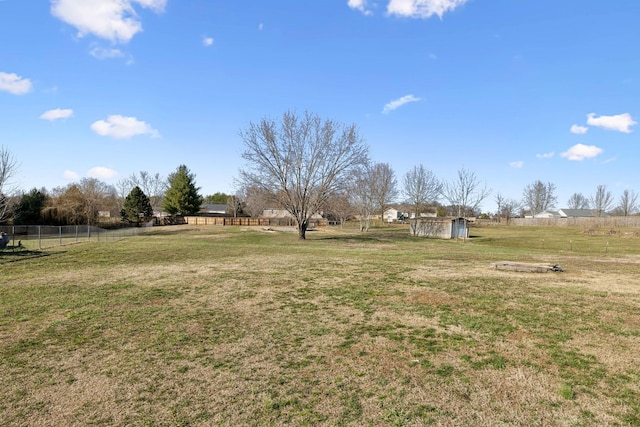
163, 165, 203, 216
203, 192, 228, 204
14, 188, 48, 225
121, 186, 153, 225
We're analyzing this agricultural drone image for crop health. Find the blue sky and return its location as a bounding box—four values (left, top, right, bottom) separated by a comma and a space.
1, 0, 638, 212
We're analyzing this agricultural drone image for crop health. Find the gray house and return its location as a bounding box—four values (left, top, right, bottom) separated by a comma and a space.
199, 204, 228, 215
409, 217, 470, 239
557, 209, 598, 218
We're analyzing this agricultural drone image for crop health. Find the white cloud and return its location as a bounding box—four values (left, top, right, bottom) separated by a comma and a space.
63, 170, 79, 180
50, 0, 166, 44
570, 124, 588, 135
40, 108, 74, 121
202, 36, 214, 47
258, 23, 264, 31
91, 115, 159, 139
387, 0, 468, 19
88, 166, 118, 179
561, 144, 603, 161
90, 46, 124, 59
382, 94, 421, 114
536, 152, 554, 159
0, 71, 32, 95
586, 113, 637, 133
509, 161, 524, 169
348, 0, 373, 15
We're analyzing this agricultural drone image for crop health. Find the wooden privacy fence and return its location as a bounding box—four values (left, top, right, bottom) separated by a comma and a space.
183, 216, 328, 227
509, 217, 640, 228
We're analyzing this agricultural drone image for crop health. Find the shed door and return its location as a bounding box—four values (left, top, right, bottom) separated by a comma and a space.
454, 219, 467, 238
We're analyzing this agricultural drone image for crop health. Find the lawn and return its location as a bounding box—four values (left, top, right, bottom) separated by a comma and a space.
1, 224, 640, 426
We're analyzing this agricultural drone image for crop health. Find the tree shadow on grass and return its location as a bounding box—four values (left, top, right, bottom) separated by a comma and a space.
0, 248, 51, 264
313, 230, 414, 243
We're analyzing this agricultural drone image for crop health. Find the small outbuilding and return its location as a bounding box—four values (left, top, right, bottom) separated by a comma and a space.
409, 217, 470, 239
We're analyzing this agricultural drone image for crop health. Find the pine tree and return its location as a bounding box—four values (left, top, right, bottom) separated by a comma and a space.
163, 165, 203, 216
14, 188, 48, 225
121, 186, 153, 225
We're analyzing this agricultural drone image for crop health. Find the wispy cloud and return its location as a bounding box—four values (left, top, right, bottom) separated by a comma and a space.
51, 0, 166, 44
536, 152, 554, 159
63, 170, 79, 180
0, 71, 32, 95
382, 94, 421, 114
561, 144, 603, 161
40, 108, 74, 121
570, 124, 588, 135
88, 166, 118, 179
91, 115, 159, 139
348, 0, 373, 15
90, 46, 124, 59
586, 113, 636, 133
258, 23, 264, 31
202, 36, 214, 47
509, 161, 524, 169
387, 0, 468, 19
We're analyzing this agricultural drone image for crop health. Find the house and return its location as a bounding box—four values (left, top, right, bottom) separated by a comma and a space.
557, 209, 598, 218
262, 208, 323, 220
533, 211, 561, 219
199, 204, 227, 215
409, 217, 470, 239
383, 208, 400, 223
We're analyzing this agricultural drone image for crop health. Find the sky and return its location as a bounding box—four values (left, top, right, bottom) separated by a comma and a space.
1, 0, 638, 213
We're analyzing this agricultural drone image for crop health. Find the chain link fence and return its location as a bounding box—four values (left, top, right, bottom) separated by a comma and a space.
0, 224, 146, 250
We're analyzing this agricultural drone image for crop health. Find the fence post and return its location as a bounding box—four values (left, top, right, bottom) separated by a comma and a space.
38, 226, 41, 250
75, 225, 78, 242
59, 226, 62, 246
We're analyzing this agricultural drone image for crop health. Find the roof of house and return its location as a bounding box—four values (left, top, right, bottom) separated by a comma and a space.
558, 209, 596, 218
534, 210, 561, 218
200, 204, 227, 213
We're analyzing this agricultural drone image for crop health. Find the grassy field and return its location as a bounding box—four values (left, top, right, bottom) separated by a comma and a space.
1, 223, 640, 426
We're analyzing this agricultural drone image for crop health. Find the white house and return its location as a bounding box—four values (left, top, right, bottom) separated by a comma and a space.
533, 211, 561, 219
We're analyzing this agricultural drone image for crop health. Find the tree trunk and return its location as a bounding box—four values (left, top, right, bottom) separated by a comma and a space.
298, 220, 308, 240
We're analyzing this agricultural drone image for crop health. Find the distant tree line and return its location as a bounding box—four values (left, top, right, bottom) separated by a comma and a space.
2, 112, 639, 231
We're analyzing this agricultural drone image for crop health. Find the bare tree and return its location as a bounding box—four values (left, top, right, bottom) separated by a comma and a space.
402, 165, 441, 225
441, 168, 491, 218
44, 179, 118, 225
351, 166, 376, 232
128, 171, 167, 213
590, 184, 614, 217
522, 180, 557, 216
616, 189, 638, 217
78, 178, 118, 224
567, 193, 590, 210
241, 185, 275, 218
370, 163, 398, 225
240, 111, 369, 239
323, 192, 352, 227
494, 192, 520, 223
0, 146, 18, 223
226, 193, 244, 218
